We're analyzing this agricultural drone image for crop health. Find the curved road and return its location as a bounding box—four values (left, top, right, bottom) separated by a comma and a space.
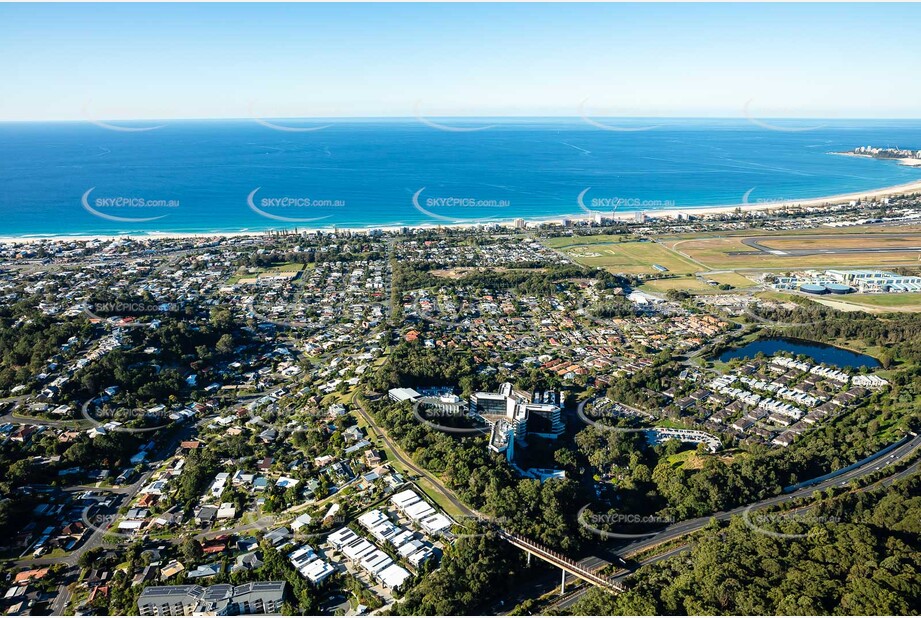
552, 433, 920, 610
616, 432, 920, 558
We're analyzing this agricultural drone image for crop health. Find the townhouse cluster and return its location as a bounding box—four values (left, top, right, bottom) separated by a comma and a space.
359, 508, 437, 568
323, 489, 452, 590
137, 581, 287, 616
327, 527, 412, 590
287, 544, 337, 586
389, 489, 453, 536
588, 398, 722, 454
698, 354, 886, 447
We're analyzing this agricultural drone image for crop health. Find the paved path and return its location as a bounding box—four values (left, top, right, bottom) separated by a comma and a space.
352, 394, 478, 520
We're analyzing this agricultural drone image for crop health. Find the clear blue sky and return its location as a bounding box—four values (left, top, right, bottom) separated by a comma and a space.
1, 2, 919, 121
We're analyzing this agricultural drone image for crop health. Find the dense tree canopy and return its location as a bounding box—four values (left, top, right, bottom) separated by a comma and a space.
569, 473, 921, 616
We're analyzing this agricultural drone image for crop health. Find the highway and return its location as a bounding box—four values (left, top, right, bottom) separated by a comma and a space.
613, 432, 921, 558
357, 385, 919, 605
549, 433, 921, 611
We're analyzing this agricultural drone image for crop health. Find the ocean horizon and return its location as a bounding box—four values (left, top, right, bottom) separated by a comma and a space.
2, 118, 921, 237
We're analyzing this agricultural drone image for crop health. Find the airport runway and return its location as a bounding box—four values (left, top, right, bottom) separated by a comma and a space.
738, 233, 921, 257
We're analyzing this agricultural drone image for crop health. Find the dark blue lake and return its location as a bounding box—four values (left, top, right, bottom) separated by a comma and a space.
718, 337, 880, 369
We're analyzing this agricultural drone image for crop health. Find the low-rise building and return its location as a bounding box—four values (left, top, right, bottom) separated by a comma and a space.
137, 581, 287, 616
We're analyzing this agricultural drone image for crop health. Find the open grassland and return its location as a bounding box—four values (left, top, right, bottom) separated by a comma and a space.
754, 291, 800, 302
642, 274, 757, 293
665, 449, 705, 470
703, 272, 758, 288
752, 288, 921, 314
815, 293, 921, 313
544, 236, 700, 274
270, 261, 307, 272
227, 261, 306, 284
759, 235, 921, 251
666, 449, 740, 471
844, 293, 921, 308
549, 228, 921, 297
666, 236, 921, 269
641, 277, 714, 293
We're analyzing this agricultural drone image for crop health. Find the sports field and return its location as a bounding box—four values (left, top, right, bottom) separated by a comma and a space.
227, 262, 306, 284
642, 272, 757, 294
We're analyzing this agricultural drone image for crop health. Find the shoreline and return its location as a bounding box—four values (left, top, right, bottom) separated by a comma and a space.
833, 151, 921, 168
3, 178, 921, 245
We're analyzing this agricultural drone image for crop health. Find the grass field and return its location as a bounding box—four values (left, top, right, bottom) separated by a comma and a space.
845, 293, 921, 308
666, 236, 921, 269
755, 289, 921, 314
704, 272, 758, 288
759, 235, 921, 251
548, 228, 921, 301
268, 262, 307, 273
754, 291, 800, 303
227, 262, 306, 284
545, 236, 701, 274
665, 449, 706, 470
643, 272, 756, 294
641, 277, 713, 293
816, 293, 921, 312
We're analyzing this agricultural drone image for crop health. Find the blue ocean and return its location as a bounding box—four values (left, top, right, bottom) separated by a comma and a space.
1, 118, 921, 237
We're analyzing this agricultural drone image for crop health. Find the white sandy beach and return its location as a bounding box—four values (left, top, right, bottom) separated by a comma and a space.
2, 178, 921, 245
644, 177, 921, 220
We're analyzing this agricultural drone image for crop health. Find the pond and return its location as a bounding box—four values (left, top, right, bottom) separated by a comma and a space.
718, 337, 880, 370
